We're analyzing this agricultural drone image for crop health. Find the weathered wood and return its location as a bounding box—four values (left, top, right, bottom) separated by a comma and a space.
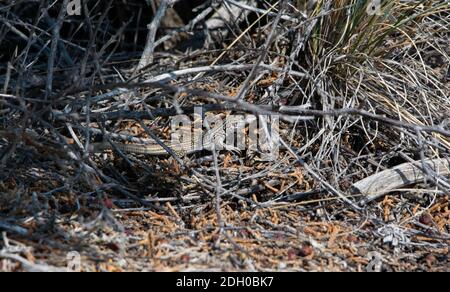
353, 158, 450, 205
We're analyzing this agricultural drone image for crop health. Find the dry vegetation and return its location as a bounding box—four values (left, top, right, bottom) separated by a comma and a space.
0, 0, 449, 271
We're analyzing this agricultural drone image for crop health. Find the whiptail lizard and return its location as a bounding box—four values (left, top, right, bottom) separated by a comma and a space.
89, 121, 238, 157
90, 139, 207, 157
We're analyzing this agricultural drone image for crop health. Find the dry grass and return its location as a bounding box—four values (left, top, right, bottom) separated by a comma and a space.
0, 0, 449, 271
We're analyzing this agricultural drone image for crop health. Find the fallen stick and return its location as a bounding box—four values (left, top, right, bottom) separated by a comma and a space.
0, 252, 67, 272
0, 221, 29, 236
353, 158, 450, 205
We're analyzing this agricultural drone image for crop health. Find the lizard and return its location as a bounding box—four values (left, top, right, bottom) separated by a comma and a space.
89, 119, 240, 157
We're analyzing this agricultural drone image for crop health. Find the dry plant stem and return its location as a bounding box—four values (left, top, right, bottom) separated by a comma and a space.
225, 0, 305, 22
131, 64, 302, 84
233, 0, 286, 101
0, 252, 67, 272
45, 0, 68, 100
137, 0, 169, 71
205, 0, 254, 47
0, 221, 28, 236
153, 4, 215, 48
280, 138, 362, 210
211, 140, 224, 229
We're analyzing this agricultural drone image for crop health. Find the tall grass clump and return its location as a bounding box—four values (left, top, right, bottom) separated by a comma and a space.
293, 0, 450, 152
